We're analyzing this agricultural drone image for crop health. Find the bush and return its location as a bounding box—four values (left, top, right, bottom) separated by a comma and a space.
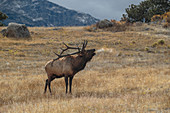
104, 23, 127, 32
167, 16, 170, 23
84, 24, 97, 32
152, 39, 165, 48
0, 11, 8, 26
145, 47, 149, 52
152, 42, 158, 48
162, 11, 170, 28
164, 16, 170, 28
158, 39, 165, 45
151, 15, 162, 24
97, 19, 127, 32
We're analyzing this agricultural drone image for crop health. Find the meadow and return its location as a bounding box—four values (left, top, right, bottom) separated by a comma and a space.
0, 24, 169, 113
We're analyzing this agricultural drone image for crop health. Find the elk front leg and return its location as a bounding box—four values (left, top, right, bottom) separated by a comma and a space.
65, 76, 68, 94
69, 76, 74, 94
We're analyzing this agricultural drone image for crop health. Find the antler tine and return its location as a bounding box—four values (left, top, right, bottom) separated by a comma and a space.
76, 44, 80, 52
63, 42, 80, 50
58, 43, 70, 55
59, 48, 66, 55
81, 40, 85, 51
63, 42, 69, 48
84, 40, 88, 48
82, 40, 88, 51
54, 52, 61, 57
60, 43, 73, 55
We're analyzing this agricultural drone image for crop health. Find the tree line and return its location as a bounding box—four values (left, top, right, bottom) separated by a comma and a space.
121, 0, 170, 23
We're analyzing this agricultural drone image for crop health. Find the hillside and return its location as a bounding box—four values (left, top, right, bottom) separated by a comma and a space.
0, 0, 99, 26
0, 24, 170, 112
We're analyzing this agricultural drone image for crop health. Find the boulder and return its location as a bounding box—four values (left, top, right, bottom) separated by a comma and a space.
3, 23, 31, 38
0, 29, 7, 36
96, 19, 113, 29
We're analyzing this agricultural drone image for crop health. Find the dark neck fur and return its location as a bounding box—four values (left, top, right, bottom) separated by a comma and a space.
73, 57, 88, 74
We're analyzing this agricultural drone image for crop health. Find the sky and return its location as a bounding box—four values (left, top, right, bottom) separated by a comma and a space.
49, 0, 144, 20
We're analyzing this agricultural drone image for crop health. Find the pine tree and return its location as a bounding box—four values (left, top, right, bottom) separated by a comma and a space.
122, 0, 170, 23
0, 11, 8, 26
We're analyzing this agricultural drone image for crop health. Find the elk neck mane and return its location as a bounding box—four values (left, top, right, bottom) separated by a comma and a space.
71, 54, 88, 73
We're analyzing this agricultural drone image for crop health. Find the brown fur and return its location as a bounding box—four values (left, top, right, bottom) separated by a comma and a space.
44, 49, 95, 94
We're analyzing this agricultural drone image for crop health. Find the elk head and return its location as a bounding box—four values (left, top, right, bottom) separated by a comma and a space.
79, 40, 96, 62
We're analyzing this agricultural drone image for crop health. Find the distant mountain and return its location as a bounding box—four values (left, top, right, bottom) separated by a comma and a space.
0, 0, 99, 26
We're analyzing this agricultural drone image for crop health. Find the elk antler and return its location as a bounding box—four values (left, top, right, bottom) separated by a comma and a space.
53, 41, 88, 59
52, 42, 81, 66
54, 42, 81, 59
81, 40, 88, 51
60, 42, 80, 55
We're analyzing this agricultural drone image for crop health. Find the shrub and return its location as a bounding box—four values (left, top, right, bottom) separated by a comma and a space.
151, 15, 162, 24
158, 39, 165, 45
101, 20, 127, 32
163, 23, 170, 28
84, 24, 97, 32
164, 16, 170, 28
145, 47, 149, 51
162, 11, 170, 28
167, 16, 170, 23
152, 39, 165, 48
0, 11, 8, 26
152, 42, 158, 47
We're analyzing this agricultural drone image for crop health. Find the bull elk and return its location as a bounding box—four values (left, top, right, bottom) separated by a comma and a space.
44, 41, 96, 94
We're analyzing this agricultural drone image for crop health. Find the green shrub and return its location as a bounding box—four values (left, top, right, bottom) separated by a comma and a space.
158, 39, 165, 45
152, 42, 158, 47
145, 47, 149, 51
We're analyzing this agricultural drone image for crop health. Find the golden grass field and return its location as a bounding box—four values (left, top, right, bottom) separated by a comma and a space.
0, 24, 170, 113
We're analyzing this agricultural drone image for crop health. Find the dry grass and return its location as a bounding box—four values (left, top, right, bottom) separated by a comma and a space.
0, 24, 170, 113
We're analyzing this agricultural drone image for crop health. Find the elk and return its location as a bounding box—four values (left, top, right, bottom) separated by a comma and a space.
44, 40, 96, 94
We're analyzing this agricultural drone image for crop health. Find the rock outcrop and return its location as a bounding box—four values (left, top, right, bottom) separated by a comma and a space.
96, 19, 113, 29
2, 23, 31, 38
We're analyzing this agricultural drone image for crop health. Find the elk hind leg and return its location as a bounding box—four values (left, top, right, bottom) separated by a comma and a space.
48, 78, 52, 94
48, 76, 56, 94
44, 75, 55, 94
44, 79, 48, 94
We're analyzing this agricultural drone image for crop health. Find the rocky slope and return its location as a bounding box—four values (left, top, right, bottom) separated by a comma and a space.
0, 0, 99, 26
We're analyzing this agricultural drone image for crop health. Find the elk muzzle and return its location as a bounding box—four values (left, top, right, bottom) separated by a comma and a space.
92, 49, 96, 56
